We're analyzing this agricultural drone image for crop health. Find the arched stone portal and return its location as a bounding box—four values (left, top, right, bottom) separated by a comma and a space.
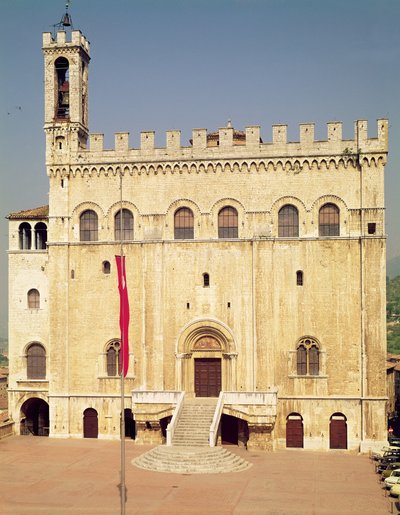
20, 398, 49, 436
176, 319, 237, 395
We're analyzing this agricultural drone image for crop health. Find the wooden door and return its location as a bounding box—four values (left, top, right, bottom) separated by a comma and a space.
330, 417, 347, 449
286, 416, 304, 448
83, 408, 98, 438
194, 358, 221, 397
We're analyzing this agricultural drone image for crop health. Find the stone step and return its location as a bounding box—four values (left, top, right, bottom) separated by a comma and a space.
133, 445, 252, 474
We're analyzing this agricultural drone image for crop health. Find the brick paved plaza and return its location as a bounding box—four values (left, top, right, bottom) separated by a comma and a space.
0, 436, 392, 514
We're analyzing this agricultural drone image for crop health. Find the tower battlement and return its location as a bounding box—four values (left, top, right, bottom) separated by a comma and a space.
42, 30, 90, 54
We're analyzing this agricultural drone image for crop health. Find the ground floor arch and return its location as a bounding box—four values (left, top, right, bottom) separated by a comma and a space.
20, 397, 49, 436
329, 412, 347, 449
176, 319, 238, 395
83, 408, 98, 438
286, 412, 303, 448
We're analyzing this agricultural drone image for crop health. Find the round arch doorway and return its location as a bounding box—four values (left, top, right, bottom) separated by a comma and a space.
20, 398, 49, 436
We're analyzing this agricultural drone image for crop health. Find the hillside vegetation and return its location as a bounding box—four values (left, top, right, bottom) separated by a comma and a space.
387, 275, 400, 353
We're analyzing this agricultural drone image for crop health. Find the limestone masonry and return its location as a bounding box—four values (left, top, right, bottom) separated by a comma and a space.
7, 28, 388, 451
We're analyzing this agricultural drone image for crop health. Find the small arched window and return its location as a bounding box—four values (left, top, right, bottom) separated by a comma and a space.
174, 208, 194, 239
28, 289, 40, 309
296, 270, 303, 286
203, 273, 210, 287
35, 222, 47, 250
103, 261, 111, 274
106, 340, 121, 377
27, 343, 46, 379
296, 338, 320, 376
80, 210, 98, 241
19, 223, 32, 250
278, 205, 299, 237
115, 209, 134, 241
218, 206, 238, 238
319, 203, 340, 236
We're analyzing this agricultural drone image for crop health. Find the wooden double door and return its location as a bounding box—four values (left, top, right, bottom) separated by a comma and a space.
194, 358, 221, 397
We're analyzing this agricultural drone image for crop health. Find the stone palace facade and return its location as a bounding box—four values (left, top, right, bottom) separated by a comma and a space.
7, 28, 388, 452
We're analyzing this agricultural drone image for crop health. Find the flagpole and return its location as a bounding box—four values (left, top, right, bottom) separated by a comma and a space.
119, 170, 126, 515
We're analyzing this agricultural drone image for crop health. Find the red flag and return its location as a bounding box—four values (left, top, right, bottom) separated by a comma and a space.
115, 255, 130, 377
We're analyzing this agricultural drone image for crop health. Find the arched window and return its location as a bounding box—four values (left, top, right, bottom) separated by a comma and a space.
319, 203, 340, 236
34, 222, 47, 250
106, 340, 121, 377
27, 343, 46, 379
103, 261, 111, 274
278, 205, 299, 237
28, 289, 40, 309
174, 208, 194, 239
296, 338, 320, 376
19, 223, 32, 250
203, 273, 210, 287
80, 210, 98, 241
115, 209, 133, 241
218, 206, 238, 238
55, 57, 70, 119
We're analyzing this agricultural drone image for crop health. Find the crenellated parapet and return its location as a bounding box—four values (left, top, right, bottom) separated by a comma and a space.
46, 119, 388, 177
42, 30, 90, 55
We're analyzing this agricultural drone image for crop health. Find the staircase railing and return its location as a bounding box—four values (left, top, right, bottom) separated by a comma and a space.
166, 391, 185, 446
209, 391, 224, 447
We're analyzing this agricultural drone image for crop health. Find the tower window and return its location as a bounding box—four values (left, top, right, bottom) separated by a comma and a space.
203, 273, 210, 287
28, 289, 40, 309
103, 261, 111, 274
296, 338, 320, 376
27, 343, 46, 379
55, 57, 70, 119
368, 223, 376, 235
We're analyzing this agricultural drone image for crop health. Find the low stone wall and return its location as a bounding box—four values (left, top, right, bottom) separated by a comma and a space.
0, 420, 14, 439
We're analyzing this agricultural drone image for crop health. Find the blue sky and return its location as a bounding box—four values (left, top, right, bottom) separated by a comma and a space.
0, 0, 399, 338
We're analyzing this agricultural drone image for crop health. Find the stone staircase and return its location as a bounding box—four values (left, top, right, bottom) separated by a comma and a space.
132, 445, 252, 474
132, 397, 252, 473
171, 397, 216, 447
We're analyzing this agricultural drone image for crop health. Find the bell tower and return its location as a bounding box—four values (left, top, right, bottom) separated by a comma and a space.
42, 28, 90, 164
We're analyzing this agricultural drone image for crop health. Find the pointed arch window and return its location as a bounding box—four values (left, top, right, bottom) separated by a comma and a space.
296, 338, 320, 376
115, 209, 134, 241
106, 340, 121, 377
174, 208, 194, 239
218, 206, 238, 238
28, 289, 40, 309
319, 203, 340, 236
27, 343, 46, 379
278, 205, 299, 237
19, 223, 32, 250
80, 210, 98, 241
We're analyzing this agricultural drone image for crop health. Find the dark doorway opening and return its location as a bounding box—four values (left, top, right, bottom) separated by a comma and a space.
20, 398, 49, 436
194, 358, 221, 397
160, 415, 172, 439
221, 414, 238, 445
124, 408, 136, 439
